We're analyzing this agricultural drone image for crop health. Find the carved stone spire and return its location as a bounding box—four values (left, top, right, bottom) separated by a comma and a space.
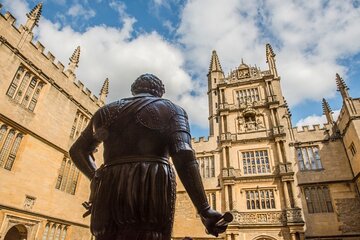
208, 50, 223, 74
322, 98, 334, 124
266, 43, 278, 78
68, 46, 80, 74
336, 73, 350, 100
25, 2, 43, 32
99, 78, 109, 103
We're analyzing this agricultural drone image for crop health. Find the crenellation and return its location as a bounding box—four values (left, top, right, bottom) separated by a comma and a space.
55, 61, 65, 71
4, 12, 16, 24
312, 124, 320, 131
34, 41, 45, 53
192, 136, 209, 143
45, 51, 55, 62
82, 86, 92, 96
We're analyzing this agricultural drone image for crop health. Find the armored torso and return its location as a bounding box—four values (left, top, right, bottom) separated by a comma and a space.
92, 95, 190, 164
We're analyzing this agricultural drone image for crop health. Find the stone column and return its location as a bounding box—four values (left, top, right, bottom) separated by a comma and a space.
276, 141, 284, 163
283, 181, 291, 208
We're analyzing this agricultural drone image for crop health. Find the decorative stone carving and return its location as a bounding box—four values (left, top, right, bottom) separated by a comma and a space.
23, 195, 36, 210
286, 208, 304, 223
232, 210, 286, 225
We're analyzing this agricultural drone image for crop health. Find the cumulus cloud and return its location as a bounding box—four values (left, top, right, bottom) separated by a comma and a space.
1, 0, 206, 125
3, 0, 360, 131
67, 3, 96, 20
295, 110, 340, 129
177, 0, 360, 107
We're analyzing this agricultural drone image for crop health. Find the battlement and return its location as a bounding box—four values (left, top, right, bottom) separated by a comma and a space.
0, 8, 104, 106
192, 136, 210, 143
292, 123, 331, 134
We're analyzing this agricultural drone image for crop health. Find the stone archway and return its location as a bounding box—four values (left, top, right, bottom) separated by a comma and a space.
253, 236, 277, 240
4, 224, 28, 240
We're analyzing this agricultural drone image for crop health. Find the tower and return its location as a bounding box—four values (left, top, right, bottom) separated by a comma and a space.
207, 50, 224, 136
174, 44, 305, 239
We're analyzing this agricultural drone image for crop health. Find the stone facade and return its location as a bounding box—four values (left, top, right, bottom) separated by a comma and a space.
1, 3, 360, 240
172, 45, 360, 239
0, 3, 107, 240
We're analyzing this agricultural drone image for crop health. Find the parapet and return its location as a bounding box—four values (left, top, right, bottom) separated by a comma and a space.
0, 9, 102, 107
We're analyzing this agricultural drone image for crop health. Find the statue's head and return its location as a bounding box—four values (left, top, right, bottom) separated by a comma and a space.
131, 73, 165, 97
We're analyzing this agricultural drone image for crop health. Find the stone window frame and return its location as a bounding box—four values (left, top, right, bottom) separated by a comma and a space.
235, 87, 260, 105
197, 155, 215, 178
239, 149, 271, 175
42, 222, 68, 240
296, 145, 323, 171
70, 110, 89, 139
303, 185, 333, 214
0, 123, 24, 171
6, 65, 45, 112
349, 142, 356, 157
245, 188, 276, 210
55, 157, 80, 195
207, 192, 217, 210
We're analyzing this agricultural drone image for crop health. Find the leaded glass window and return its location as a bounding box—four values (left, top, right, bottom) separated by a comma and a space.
56, 157, 80, 195
198, 156, 215, 178
242, 150, 271, 175
246, 189, 276, 210
304, 185, 333, 213
296, 146, 322, 171
0, 125, 23, 170
236, 88, 260, 104
70, 111, 89, 139
7, 67, 24, 97
6, 66, 44, 111
207, 192, 216, 210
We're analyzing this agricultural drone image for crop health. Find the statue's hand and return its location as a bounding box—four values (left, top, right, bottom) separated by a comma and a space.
200, 208, 230, 237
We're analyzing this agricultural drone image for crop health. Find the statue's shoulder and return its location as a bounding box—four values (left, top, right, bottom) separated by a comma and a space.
137, 98, 187, 130
94, 99, 129, 125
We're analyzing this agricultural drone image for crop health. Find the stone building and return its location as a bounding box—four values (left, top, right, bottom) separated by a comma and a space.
0, 3, 108, 239
172, 45, 360, 239
1, 3, 360, 240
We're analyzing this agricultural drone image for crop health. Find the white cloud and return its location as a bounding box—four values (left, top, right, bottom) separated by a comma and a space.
2, 0, 204, 125
295, 110, 340, 129
177, 0, 360, 107
2, 0, 29, 25
3, 0, 360, 130
67, 3, 95, 20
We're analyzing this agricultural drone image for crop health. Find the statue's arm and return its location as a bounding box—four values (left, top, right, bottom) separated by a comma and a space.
168, 106, 225, 236
69, 111, 102, 180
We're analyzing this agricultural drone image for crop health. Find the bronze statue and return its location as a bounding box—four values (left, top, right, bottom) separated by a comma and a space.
69, 74, 231, 240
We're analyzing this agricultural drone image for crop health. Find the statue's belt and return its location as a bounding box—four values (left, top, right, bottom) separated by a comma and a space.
94, 156, 169, 178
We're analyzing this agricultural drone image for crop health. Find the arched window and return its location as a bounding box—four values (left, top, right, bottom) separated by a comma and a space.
54, 225, 62, 240
0, 129, 15, 167
70, 111, 90, 139
0, 125, 23, 170
4, 133, 23, 170
60, 227, 67, 240
42, 223, 50, 240
48, 224, 56, 240
28, 82, 44, 111
0, 125, 8, 143
56, 157, 80, 195
7, 67, 24, 97
55, 159, 66, 189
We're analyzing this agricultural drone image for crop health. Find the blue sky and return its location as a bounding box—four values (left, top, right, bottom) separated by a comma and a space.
2, 0, 360, 138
